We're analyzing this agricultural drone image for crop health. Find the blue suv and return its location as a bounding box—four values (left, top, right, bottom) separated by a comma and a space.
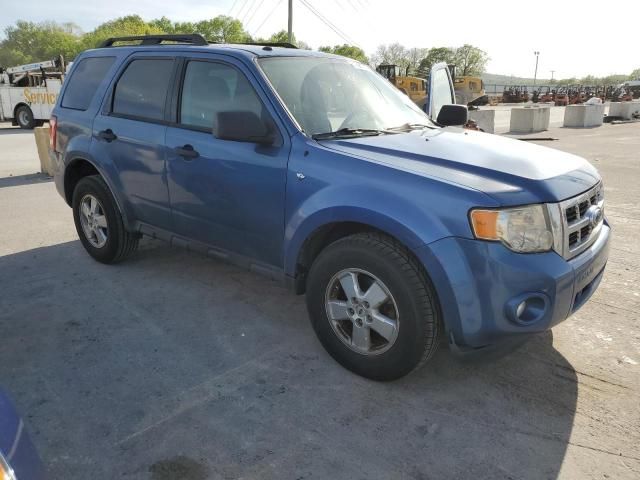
50, 35, 610, 380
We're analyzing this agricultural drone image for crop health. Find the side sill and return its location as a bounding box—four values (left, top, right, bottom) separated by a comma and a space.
136, 222, 288, 286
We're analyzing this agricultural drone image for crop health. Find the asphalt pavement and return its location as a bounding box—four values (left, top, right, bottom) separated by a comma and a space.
0, 122, 638, 479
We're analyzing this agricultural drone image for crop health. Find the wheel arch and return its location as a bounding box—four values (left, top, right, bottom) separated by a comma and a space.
63, 157, 131, 227
13, 102, 32, 118
287, 213, 430, 295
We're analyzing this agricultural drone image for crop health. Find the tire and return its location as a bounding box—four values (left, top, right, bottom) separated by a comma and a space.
72, 175, 138, 264
306, 232, 440, 381
15, 105, 35, 129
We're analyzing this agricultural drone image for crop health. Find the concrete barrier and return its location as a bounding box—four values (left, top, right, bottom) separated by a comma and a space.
468, 109, 496, 133
608, 101, 640, 120
33, 125, 54, 176
563, 104, 604, 128
510, 106, 550, 133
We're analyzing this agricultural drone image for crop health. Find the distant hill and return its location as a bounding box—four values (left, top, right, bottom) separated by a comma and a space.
482, 73, 551, 87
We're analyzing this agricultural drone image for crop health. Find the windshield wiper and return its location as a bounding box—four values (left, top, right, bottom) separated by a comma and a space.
312, 128, 385, 140
386, 123, 432, 132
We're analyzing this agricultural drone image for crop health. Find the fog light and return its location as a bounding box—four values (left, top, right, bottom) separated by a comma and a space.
505, 293, 550, 325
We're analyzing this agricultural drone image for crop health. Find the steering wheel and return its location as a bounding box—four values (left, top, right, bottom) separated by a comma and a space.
339, 109, 378, 131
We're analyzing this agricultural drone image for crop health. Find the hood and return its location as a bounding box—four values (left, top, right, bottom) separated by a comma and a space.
319, 128, 600, 205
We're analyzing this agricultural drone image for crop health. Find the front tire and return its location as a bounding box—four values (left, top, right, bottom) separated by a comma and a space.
72, 175, 138, 264
306, 233, 440, 381
16, 105, 35, 129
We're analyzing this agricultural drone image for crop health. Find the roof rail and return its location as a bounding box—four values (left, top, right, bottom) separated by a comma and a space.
98, 34, 208, 48
237, 42, 298, 49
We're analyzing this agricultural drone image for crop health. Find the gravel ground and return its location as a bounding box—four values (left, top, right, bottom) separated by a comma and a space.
0, 122, 638, 479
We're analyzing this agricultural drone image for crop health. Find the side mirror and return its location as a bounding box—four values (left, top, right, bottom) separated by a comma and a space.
213, 111, 276, 145
436, 104, 468, 126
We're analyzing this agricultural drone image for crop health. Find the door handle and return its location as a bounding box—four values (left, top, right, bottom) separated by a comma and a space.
97, 129, 117, 142
174, 144, 199, 160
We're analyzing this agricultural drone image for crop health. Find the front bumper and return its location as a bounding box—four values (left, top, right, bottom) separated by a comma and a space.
416, 222, 610, 349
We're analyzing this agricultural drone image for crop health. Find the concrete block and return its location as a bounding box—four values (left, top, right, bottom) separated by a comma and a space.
468, 109, 496, 133
510, 106, 550, 133
563, 104, 604, 128
33, 125, 54, 176
608, 101, 640, 120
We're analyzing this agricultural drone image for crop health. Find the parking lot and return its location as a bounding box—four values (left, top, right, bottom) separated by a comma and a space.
0, 122, 639, 479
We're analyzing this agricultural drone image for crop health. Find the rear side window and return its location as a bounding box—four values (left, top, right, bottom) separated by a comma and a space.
112, 59, 174, 121
61, 57, 115, 110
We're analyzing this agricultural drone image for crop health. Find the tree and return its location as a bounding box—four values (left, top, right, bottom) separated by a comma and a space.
417, 47, 455, 75
630, 68, 640, 80
319, 44, 368, 63
453, 44, 489, 76
192, 16, 250, 43
256, 30, 309, 49
80, 15, 163, 50
0, 21, 81, 66
370, 43, 410, 71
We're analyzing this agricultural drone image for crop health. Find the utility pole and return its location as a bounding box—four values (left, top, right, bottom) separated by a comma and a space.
550, 70, 555, 80
533, 51, 540, 86
288, 0, 293, 44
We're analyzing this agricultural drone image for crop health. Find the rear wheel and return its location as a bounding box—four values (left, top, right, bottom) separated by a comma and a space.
16, 105, 35, 129
72, 175, 138, 264
306, 232, 440, 381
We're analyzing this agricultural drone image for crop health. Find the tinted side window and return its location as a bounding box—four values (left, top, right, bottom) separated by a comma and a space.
113, 59, 174, 121
61, 57, 115, 110
180, 61, 263, 130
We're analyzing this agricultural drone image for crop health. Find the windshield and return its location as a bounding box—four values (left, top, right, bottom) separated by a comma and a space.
258, 57, 433, 137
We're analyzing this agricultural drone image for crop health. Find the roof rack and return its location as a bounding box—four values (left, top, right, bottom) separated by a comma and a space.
237, 42, 298, 49
98, 34, 208, 48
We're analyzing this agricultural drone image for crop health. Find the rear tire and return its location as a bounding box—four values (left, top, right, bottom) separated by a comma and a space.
16, 105, 35, 129
72, 175, 138, 264
306, 232, 440, 381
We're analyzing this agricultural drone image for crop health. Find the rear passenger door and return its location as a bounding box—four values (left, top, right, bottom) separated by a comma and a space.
91, 54, 176, 230
165, 56, 290, 268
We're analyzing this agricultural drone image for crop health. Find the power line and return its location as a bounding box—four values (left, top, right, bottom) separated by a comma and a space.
239, 0, 257, 23
299, 0, 360, 47
245, 0, 267, 28
228, 0, 242, 15
253, 0, 284, 36
234, 0, 251, 19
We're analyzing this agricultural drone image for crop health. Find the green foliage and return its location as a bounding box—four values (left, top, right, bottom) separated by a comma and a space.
374, 44, 488, 78
452, 44, 489, 76
80, 15, 163, 50
0, 15, 253, 66
255, 30, 310, 49
630, 68, 640, 80
417, 47, 455, 75
0, 20, 82, 66
319, 44, 368, 63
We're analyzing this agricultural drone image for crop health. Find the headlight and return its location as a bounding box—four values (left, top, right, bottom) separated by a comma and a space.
0, 450, 17, 480
470, 204, 555, 253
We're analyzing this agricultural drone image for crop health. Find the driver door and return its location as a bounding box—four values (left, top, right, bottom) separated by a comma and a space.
425, 62, 456, 122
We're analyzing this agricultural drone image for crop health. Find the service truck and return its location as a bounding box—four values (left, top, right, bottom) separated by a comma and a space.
0, 56, 66, 128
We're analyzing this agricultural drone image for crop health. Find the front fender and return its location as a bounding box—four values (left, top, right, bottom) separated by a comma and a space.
283, 183, 450, 277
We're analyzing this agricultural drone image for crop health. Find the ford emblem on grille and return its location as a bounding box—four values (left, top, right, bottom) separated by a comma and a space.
586, 205, 603, 227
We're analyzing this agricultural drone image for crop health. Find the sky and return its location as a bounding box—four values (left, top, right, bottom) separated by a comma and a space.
1, 0, 638, 79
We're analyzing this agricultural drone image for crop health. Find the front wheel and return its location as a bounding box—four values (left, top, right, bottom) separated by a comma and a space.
306, 233, 440, 381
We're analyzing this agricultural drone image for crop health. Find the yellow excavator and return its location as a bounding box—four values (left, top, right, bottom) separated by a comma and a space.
376, 63, 487, 108
376, 64, 427, 109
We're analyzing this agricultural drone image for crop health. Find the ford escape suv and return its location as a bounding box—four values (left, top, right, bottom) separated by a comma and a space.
49, 34, 610, 380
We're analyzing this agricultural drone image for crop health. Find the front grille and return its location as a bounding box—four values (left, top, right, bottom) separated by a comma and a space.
559, 183, 604, 259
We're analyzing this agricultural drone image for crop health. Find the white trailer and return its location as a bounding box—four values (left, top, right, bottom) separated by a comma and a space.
0, 57, 65, 129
